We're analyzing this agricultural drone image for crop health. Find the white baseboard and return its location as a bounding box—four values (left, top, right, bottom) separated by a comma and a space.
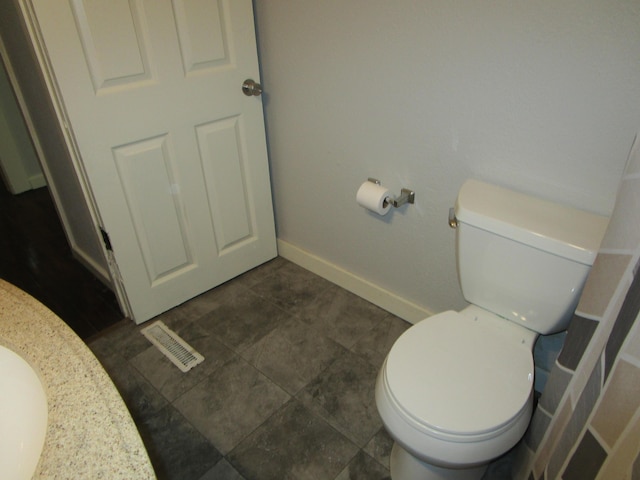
28, 173, 47, 189
70, 246, 111, 287
277, 239, 432, 324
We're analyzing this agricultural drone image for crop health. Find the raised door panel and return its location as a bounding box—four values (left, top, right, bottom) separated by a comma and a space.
172, 0, 231, 73
196, 116, 253, 253
113, 135, 195, 284
68, 0, 153, 92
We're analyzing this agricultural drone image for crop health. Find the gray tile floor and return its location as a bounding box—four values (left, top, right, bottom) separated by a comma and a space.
87, 257, 516, 479
87, 257, 408, 480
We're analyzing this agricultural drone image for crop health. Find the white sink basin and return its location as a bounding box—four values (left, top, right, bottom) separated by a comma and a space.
0, 344, 48, 480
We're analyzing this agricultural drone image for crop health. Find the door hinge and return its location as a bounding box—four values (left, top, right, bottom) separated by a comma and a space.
100, 227, 113, 251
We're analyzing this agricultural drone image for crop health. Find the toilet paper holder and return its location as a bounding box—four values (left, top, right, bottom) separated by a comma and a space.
367, 178, 415, 208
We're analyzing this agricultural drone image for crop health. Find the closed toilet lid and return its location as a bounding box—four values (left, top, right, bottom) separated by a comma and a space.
385, 311, 534, 436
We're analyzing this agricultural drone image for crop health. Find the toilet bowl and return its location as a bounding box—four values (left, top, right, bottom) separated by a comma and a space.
375, 180, 609, 480
376, 307, 535, 479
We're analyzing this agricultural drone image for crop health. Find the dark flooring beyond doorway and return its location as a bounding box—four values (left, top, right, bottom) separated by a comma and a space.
0, 181, 122, 339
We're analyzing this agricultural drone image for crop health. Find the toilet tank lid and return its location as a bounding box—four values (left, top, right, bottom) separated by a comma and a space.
455, 180, 609, 265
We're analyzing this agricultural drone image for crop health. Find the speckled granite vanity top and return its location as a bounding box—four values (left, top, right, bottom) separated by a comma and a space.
0, 279, 155, 479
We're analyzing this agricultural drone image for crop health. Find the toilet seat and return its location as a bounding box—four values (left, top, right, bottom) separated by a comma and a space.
384, 310, 534, 439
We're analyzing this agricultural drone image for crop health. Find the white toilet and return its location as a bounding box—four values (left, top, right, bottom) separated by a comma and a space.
375, 179, 609, 480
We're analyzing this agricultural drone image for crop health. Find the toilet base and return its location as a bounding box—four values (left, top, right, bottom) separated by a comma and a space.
390, 443, 488, 480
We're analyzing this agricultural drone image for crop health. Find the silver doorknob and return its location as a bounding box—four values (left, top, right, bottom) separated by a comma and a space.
242, 79, 262, 96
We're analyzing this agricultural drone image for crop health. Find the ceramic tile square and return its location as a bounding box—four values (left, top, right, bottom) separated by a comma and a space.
242, 316, 346, 394
228, 399, 358, 480
350, 314, 410, 368
596, 413, 640, 480
525, 407, 552, 451
577, 358, 603, 422
576, 253, 632, 318
557, 315, 598, 371
199, 459, 246, 480
363, 427, 393, 470
562, 429, 607, 480
131, 321, 236, 402
298, 349, 382, 447
194, 289, 291, 353
249, 261, 334, 315
592, 359, 640, 447
511, 442, 534, 480
605, 273, 640, 379
533, 398, 572, 477
484, 446, 518, 480
296, 285, 391, 348
97, 354, 169, 424
334, 451, 390, 480
547, 360, 602, 479
153, 283, 247, 330
599, 176, 640, 252
137, 404, 221, 480
87, 334, 130, 373
89, 318, 152, 360
624, 316, 640, 360
538, 364, 573, 414
173, 356, 290, 454
86, 327, 117, 359
231, 256, 289, 289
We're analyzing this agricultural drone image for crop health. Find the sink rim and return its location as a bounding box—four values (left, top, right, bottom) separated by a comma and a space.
0, 343, 48, 480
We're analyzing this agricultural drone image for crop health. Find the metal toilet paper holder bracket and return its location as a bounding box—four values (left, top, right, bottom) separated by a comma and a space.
367, 178, 415, 208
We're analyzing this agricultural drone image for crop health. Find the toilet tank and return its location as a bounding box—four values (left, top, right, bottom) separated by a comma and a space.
454, 180, 609, 335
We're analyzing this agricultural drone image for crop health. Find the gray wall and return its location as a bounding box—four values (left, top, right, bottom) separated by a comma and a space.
253, 0, 640, 318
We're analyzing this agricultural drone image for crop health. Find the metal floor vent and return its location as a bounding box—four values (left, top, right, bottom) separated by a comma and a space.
141, 321, 204, 372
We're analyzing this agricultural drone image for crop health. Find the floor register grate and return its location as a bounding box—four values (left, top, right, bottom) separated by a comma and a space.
140, 320, 204, 372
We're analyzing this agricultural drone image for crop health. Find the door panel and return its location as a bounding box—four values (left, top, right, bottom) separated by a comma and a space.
172, 0, 229, 73
112, 134, 194, 284
28, 0, 276, 322
196, 116, 253, 252
70, 0, 153, 92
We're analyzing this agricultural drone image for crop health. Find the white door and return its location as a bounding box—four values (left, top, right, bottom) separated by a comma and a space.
26, 0, 277, 322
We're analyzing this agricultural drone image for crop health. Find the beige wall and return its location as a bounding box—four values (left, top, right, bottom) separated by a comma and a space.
253, 0, 640, 318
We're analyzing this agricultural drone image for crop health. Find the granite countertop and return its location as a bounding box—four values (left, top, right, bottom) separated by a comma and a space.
0, 279, 155, 479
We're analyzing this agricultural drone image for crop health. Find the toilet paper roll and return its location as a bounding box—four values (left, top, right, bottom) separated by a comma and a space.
356, 181, 391, 215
